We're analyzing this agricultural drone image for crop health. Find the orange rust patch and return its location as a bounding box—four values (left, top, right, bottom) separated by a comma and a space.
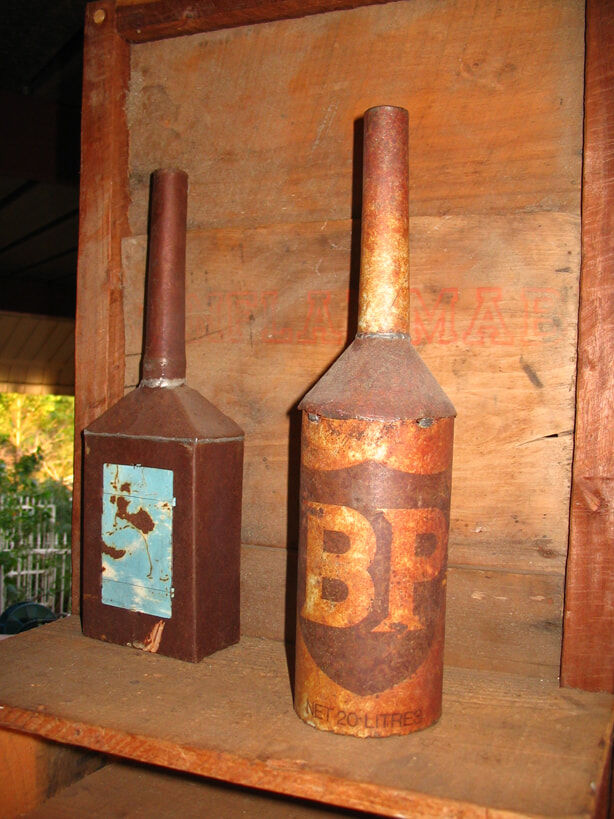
301, 414, 454, 474
295, 414, 452, 737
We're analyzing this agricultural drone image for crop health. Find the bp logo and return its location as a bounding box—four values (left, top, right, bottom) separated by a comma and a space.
298, 475, 448, 696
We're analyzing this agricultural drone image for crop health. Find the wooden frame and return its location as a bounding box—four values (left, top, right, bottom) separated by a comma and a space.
561, 0, 614, 693
73, 0, 614, 695
0, 3, 605, 812
73, 0, 130, 611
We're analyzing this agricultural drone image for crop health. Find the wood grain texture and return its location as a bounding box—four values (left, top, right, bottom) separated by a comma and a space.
240, 543, 564, 678
0, 727, 103, 818
24, 761, 372, 818
444, 567, 563, 677
126, 0, 583, 231
73, 2, 131, 612
116, 0, 401, 43
561, 0, 614, 694
122, 214, 580, 575
0, 618, 612, 819
68, 2, 614, 813
118, 1, 584, 681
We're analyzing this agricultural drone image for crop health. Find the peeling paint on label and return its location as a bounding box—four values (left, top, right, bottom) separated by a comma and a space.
129, 620, 166, 653
101, 464, 174, 618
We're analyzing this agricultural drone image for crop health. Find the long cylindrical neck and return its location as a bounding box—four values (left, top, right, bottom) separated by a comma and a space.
141, 168, 188, 386
357, 106, 410, 337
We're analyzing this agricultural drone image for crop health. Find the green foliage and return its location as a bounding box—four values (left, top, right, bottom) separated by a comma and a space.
40, 478, 73, 541
0, 393, 74, 487
0, 395, 74, 613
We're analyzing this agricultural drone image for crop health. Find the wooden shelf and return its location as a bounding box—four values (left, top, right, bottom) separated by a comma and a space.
0, 617, 612, 818
23, 760, 366, 817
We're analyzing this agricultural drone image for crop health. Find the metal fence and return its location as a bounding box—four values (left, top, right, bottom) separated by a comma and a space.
0, 496, 71, 616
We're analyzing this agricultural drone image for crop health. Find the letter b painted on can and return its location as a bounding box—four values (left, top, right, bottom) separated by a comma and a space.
301, 503, 376, 628
301, 502, 446, 633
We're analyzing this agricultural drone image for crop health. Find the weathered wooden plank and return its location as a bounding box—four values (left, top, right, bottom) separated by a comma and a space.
444, 567, 563, 677
241, 544, 295, 642
73, 1, 131, 612
0, 618, 611, 818
561, 0, 614, 695
116, 0, 400, 43
0, 727, 103, 819
126, 0, 583, 231
122, 213, 579, 573
24, 760, 365, 818
240, 543, 563, 678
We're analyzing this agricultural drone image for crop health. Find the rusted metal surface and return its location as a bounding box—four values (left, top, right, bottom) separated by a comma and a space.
358, 105, 409, 337
81, 169, 244, 663
295, 106, 455, 736
299, 335, 455, 422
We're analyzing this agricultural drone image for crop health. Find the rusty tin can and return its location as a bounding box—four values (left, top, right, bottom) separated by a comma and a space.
82, 169, 244, 663
294, 107, 455, 736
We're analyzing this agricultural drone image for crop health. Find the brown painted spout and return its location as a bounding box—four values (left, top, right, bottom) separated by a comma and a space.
142, 168, 188, 385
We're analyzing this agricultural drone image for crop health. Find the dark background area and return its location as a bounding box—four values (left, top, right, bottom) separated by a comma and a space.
0, 0, 89, 320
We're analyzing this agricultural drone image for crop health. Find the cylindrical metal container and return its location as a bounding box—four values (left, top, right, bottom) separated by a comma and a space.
294, 107, 456, 736
82, 169, 244, 663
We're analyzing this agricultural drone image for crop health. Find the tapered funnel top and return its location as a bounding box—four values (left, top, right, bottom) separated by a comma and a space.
300, 106, 455, 422
358, 105, 410, 337
141, 168, 188, 386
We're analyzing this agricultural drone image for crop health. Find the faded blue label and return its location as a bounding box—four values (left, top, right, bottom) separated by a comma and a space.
101, 464, 174, 618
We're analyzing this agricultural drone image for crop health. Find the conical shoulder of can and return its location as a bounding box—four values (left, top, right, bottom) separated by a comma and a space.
85, 383, 244, 443
299, 335, 455, 422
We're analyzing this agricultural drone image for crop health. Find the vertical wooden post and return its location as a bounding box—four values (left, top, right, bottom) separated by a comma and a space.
561, 0, 614, 692
72, 1, 130, 613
